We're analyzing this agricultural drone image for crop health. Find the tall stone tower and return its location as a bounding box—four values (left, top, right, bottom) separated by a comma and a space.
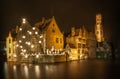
95, 14, 104, 43
6, 32, 13, 61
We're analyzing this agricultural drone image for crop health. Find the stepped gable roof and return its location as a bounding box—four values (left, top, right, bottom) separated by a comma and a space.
34, 16, 55, 32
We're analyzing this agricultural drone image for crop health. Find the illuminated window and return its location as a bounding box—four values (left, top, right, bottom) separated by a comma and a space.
56, 38, 59, 43
60, 38, 62, 43
82, 44, 85, 48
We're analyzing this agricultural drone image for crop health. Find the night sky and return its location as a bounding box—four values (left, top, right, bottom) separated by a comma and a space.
1, 0, 119, 48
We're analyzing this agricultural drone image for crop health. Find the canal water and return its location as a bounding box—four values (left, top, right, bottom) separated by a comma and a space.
1, 59, 120, 79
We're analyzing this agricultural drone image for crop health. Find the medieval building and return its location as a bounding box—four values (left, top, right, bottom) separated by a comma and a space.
6, 16, 65, 62
6, 14, 107, 63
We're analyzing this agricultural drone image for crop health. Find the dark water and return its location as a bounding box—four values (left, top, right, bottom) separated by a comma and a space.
1, 60, 120, 79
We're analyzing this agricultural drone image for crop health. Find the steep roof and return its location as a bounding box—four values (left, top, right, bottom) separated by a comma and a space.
34, 16, 57, 32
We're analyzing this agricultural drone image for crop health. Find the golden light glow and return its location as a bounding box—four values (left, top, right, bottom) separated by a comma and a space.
19, 40, 22, 43
36, 55, 39, 58
22, 35, 26, 39
13, 54, 17, 57
19, 28, 22, 31
35, 31, 38, 34
20, 46, 23, 48
22, 18, 26, 24
39, 41, 41, 43
29, 31, 32, 35
25, 54, 28, 58
28, 42, 31, 45
32, 27, 35, 30
31, 45, 34, 48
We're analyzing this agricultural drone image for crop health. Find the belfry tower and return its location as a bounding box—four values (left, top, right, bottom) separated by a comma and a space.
95, 14, 104, 43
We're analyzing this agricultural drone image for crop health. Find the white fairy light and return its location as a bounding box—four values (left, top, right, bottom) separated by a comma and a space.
19, 40, 22, 43
36, 55, 39, 58
19, 28, 22, 31
31, 45, 34, 48
22, 18, 26, 24
35, 31, 38, 34
39, 41, 41, 43
22, 35, 26, 39
32, 27, 35, 30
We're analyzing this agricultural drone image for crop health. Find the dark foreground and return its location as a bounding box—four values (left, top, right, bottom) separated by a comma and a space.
1, 59, 120, 79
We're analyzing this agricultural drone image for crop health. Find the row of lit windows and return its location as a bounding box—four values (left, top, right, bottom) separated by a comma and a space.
56, 38, 62, 44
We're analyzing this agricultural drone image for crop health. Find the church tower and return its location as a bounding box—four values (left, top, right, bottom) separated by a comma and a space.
6, 32, 14, 61
95, 14, 104, 43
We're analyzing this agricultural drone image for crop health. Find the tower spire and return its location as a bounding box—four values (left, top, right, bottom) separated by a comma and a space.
95, 13, 104, 43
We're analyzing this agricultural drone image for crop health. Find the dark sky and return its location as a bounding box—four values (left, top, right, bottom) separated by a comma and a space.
1, 0, 119, 47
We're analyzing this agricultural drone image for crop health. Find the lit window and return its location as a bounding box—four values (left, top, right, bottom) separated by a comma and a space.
60, 38, 62, 43
56, 38, 59, 43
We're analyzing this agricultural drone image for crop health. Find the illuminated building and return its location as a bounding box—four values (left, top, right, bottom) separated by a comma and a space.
6, 14, 106, 62
66, 26, 93, 60
66, 26, 97, 60
35, 16, 64, 51
95, 14, 104, 43
6, 17, 65, 62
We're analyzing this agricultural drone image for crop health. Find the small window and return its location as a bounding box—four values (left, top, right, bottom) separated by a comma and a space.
60, 38, 62, 43
56, 38, 59, 43
78, 43, 81, 48
52, 29, 55, 33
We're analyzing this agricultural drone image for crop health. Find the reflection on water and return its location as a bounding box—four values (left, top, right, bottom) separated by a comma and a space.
35, 65, 40, 78
3, 60, 120, 79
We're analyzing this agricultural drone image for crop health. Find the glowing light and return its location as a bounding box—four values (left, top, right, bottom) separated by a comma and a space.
25, 42, 28, 44
32, 27, 35, 30
40, 35, 43, 38
22, 35, 26, 39
29, 31, 32, 35
20, 46, 23, 48
28, 42, 31, 45
31, 45, 34, 48
35, 65, 40, 78
25, 54, 28, 58
22, 18, 26, 24
16, 44, 19, 47
23, 49, 26, 52
35, 31, 38, 34
13, 54, 17, 57
39, 41, 41, 43
36, 55, 39, 58
19, 28, 22, 31
19, 40, 22, 43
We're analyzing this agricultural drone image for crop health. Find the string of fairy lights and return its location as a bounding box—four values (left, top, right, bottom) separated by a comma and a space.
15, 18, 65, 59
16, 18, 43, 58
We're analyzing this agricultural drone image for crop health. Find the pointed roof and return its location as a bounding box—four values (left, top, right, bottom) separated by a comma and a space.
8, 32, 12, 37
35, 16, 56, 32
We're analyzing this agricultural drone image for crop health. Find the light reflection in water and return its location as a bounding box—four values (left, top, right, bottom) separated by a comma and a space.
35, 65, 40, 78
4, 62, 9, 79
13, 65, 17, 79
2, 60, 119, 79
24, 65, 29, 79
